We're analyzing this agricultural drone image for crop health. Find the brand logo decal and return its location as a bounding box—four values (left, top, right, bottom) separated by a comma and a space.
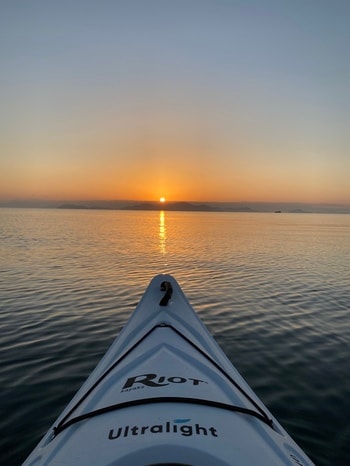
121, 373, 207, 392
108, 419, 218, 439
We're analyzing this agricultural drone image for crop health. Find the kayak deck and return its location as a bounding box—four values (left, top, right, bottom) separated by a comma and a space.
23, 274, 315, 465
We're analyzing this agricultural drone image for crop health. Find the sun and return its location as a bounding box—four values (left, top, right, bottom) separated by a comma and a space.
159, 197, 166, 203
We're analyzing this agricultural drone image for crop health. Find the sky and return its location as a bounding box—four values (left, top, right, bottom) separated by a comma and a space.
1, 0, 350, 204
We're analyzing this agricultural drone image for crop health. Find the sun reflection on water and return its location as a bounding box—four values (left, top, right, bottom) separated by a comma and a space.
159, 210, 167, 256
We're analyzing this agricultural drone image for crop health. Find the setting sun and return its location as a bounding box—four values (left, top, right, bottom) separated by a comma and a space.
160, 197, 166, 203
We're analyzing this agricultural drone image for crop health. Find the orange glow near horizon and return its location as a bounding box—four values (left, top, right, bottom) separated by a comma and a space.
1, 136, 349, 205
2, 171, 350, 205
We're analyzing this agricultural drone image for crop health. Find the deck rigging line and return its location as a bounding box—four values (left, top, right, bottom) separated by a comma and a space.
53, 396, 273, 436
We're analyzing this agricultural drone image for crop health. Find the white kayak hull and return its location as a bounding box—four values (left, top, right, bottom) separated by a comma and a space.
23, 274, 315, 465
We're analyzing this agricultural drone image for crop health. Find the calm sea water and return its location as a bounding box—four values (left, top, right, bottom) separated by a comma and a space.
1, 208, 350, 465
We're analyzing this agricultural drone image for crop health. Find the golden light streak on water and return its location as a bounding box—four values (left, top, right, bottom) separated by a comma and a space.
159, 210, 167, 257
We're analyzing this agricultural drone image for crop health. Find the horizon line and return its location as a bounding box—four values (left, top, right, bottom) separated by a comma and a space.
1, 198, 350, 206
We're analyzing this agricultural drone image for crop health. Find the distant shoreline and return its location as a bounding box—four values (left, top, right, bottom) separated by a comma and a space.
1, 200, 350, 214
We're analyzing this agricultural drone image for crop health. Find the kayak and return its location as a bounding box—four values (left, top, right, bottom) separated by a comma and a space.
23, 274, 315, 465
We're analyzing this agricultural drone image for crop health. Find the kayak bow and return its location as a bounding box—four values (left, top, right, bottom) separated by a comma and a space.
23, 274, 315, 465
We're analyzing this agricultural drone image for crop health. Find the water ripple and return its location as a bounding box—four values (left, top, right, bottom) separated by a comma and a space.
1, 209, 349, 465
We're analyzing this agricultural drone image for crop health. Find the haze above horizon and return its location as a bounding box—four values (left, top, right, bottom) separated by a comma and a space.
1, 1, 350, 205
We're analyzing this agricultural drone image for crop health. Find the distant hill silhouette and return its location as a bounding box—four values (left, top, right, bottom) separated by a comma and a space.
288, 208, 308, 213
1, 199, 350, 214
123, 201, 220, 212
122, 201, 260, 212
58, 203, 88, 209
